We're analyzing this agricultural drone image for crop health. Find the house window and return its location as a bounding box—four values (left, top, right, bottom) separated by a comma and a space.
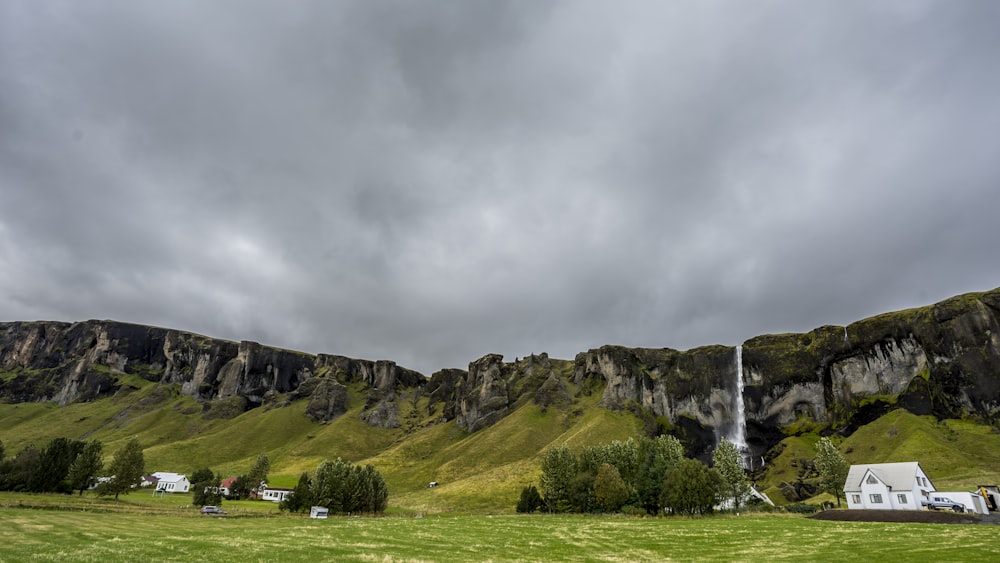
897, 494, 907, 504
922, 477, 928, 487
852, 494, 861, 504
870, 494, 883, 504
866, 475, 878, 485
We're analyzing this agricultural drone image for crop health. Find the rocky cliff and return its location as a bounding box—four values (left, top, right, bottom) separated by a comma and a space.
0, 320, 425, 428
571, 288, 1000, 457
2, 288, 998, 452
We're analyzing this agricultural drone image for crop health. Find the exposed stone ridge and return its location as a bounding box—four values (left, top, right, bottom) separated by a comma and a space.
574, 287, 1000, 457
0, 319, 425, 428
425, 353, 571, 432
1, 287, 998, 442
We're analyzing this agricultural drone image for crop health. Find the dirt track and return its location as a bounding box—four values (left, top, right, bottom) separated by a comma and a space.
810, 509, 993, 525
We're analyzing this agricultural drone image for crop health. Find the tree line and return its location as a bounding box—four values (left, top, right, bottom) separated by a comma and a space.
279, 458, 388, 515
520, 436, 752, 515
521, 435, 851, 515
0, 437, 145, 499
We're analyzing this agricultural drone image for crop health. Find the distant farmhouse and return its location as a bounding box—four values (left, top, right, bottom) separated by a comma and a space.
151, 472, 191, 494
845, 462, 992, 514
260, 486, 293, 503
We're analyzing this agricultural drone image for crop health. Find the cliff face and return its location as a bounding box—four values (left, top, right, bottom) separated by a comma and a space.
426, 352, 571, 433
2, 288, 998, 451
574, 289, 1000, 456
0, 320, 425, 428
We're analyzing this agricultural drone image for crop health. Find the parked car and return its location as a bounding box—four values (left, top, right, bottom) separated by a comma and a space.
200, 506, 227, 515
922, 496, 965, 512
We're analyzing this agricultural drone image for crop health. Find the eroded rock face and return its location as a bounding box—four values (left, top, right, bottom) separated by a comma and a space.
0, 320, 425, 427
304, 379, 348, 423
457, 354, 510, 433
2, 288, 998, 442
215, 341, 315, 406
571, 289, 1000, 455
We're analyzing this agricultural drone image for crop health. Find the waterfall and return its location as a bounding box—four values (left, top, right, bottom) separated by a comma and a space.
732, 344, 747, 452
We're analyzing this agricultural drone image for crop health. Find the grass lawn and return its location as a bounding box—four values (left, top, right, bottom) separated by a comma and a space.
1, 500, 998, 562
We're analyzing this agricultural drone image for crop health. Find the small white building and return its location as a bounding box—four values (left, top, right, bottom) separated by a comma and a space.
260, 486, 293, 503
935, 491, 990, 515
844, 462, 935, 510
152, 472, 191, 494
310, 506, 329, 519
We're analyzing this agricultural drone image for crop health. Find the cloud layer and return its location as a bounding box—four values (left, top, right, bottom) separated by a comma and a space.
3, 1, 999, 375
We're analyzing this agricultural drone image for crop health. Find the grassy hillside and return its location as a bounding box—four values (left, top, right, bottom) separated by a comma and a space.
839, 409, 1000, 490
3, 372, 999, 513
755, 408, 1000, 504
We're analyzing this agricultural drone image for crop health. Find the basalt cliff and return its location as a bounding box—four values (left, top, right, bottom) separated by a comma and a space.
2, 288, 998, 456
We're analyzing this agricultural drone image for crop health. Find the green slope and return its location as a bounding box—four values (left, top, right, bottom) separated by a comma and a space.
755, 408, 1000, 505
3, 381, 999, 512
839, 409, 1000, 489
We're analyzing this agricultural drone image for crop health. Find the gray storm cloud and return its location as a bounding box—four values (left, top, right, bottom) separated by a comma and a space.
2, 1, 999, 375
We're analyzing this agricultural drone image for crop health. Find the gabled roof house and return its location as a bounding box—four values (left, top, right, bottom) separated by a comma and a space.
844, 462, 935, 510
152, 472, 191, 494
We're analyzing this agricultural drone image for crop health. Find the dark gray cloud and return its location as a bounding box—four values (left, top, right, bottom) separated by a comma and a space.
2, 1, 999, 375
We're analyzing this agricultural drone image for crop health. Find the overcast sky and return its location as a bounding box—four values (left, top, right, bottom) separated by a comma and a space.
2, 1, 998, 376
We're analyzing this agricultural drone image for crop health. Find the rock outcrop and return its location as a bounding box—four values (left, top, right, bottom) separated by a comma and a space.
2, 288, 998, 450
573, 288, 1000, 457
426, 353, 569, 432
0, 320, 425, 428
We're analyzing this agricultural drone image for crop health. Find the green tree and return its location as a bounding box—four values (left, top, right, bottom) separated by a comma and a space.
660, 458, 722, 515
713, 438, 751, 510
67, 440, 103, 495
637, 435, 685, 514
814, 437, 849, 507
28, 437, 84, 493
191, 468, 223, 507
313, 458, 351, 513
594, 463, 629, 512
539, 444, 576, 512
516, 484, 543, 513
227, 475, 248, 499
359, 464, 388, 513
2, 444, 40, 491
190, 468, 214, 485
100, 438, 144, 500
280, 472, 313, 513
247, 453, 271, 495
309, 458, 387, 514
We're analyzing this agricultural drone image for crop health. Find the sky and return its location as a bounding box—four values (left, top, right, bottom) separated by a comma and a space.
2, 1, 999, 376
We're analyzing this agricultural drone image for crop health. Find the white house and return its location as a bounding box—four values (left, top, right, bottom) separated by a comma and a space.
152, 472, 191, 494
260, 486, 293, 503
844, 462, 935, 510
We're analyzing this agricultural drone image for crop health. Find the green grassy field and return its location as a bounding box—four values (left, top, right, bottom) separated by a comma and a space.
1, 503, 997, 562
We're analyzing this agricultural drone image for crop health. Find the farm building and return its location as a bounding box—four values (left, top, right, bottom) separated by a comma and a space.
844, 462, 934, 510
152, 472, 191, 494
260, 486, 293, 503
